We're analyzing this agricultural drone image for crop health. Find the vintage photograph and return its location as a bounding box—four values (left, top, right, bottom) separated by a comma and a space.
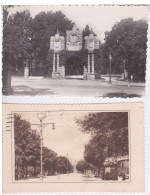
2, 5, 148, 97
2, 103, 144, 192
13, 111, 129, 182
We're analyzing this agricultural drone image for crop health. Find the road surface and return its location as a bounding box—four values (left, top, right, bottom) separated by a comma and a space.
9, 76, 145, 97
17, 172, 103, 182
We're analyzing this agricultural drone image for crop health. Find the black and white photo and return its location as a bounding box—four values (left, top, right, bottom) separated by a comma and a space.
2, 5, 148, 97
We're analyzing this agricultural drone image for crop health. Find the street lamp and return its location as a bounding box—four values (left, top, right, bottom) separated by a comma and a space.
109, 54, 112, 84
31, 112, 55, 181
123, 59, 126, 81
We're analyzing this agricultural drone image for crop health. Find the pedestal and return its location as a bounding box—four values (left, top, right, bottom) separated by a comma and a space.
52, 72, 60, 79
24, 66, 29, 78
83, 66, 87, 80
52, 66, 65, 79
87, 74, 95, 80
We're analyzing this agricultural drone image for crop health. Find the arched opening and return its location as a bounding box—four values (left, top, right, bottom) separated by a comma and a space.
65, 56, 83, 77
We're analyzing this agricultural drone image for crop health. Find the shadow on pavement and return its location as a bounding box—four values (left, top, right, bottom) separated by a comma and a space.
12, 85, 55, 96
102, 93, 141, 98
117, 84, 145, 88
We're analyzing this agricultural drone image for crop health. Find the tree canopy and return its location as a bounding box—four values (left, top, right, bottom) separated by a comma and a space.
84, 138, 106, 174
3, 10, 33, 69
3, 10, 74, 76
76, 112, 128, 175
101, 18, 148, 80
76, 159, 96, 173
30, 11, 73, 75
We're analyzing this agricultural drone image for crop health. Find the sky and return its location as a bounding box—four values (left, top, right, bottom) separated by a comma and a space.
8, 5, 148, 42
16, 111, 91, 164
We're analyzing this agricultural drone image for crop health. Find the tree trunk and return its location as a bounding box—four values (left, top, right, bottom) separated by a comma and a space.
102, 166, 105, 180
2, 63, 13, 95
98, 167, 100, 177
34, 166, 36, 178
15, 163, 18, 180
26, 166, 28, 179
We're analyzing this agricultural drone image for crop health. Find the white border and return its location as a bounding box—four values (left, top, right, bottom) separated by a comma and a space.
0, 0, 150, 5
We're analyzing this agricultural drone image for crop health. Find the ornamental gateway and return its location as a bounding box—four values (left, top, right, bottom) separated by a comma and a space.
50, 25, 100, 80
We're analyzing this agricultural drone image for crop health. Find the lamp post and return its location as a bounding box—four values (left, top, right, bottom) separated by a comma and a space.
109, 54, 112, 84
31, 112, 55, 181
123, 59, 126, 81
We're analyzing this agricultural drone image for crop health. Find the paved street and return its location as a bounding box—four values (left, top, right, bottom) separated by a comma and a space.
17, 172, 103, 182
11, 76, 145, 97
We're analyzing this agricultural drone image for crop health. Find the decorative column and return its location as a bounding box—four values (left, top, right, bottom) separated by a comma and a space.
50, 32, 64, 79
57, 53, 59, 71
88, 54, 90, 73
87, 52, 95, 80
53, 53, 55, 73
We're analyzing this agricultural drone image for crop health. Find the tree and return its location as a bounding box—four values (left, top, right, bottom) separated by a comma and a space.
76, 112, 128, 173
3, 9, 33, 94
31, 11, 73, 76
14, 114, 41, 179
3, 6, 14, 26
84, 138, 106, 176
94, 49, 105, 78
76, 159, 96, 173
15, 114, 53, 179
14, 114, 73, 179
102, 18, 148, 81
43, 147, 57, 175
56, 156, 73, 174
80, 112, 128, 156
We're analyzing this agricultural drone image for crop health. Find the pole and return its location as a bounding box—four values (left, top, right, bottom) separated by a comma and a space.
67, 153, 68, 175
123, 60, 125, 81
31, 112, 55, 181
109, 55, 112, 84
40, 121, 43, 181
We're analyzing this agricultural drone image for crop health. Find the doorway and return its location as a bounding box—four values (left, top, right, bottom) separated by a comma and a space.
65, 56, 83, 78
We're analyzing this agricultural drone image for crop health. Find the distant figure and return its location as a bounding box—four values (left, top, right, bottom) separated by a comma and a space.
128, 75, 131, 87
131, 74, 133, 83
122, 173, 126, 180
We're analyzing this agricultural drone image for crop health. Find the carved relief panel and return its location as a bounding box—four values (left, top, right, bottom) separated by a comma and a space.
85, 33, 100, 52
50, 32, 65, 52
66, 25, 82, 51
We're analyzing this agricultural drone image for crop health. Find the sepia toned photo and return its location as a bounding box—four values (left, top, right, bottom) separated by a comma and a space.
2, 103, 144, 192
13, 111, 129, 182
2, 5, 148, 98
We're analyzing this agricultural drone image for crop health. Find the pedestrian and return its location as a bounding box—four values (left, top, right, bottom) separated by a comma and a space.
122, 173, 126, 180
131, 74, 133, 83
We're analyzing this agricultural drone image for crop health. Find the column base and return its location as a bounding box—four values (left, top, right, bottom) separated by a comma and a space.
52, 67, 65, 79
52, 72, 60, 78
52, 72, 65, 79
83, 66, 87, 80
87, 74, 95, 80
